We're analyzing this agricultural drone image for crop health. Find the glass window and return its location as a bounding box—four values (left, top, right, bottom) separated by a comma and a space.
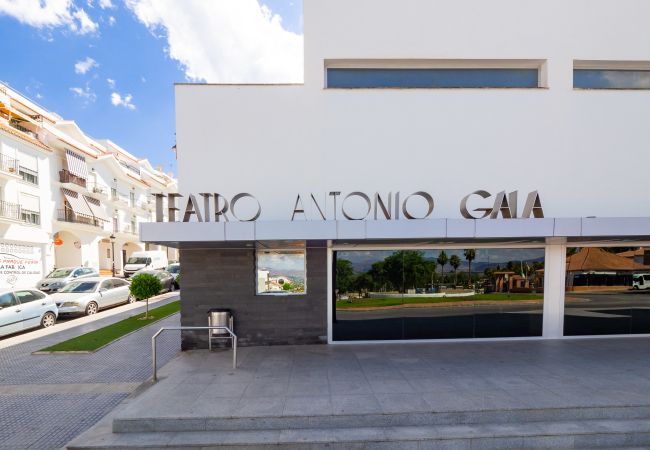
574, 69, 650, 89
59, 281, 98, 293
100, 280, 114, 290
47, 268, 73, 278
112, 279, 128, 288
256, 250, 306, 295
564, 246, 650, 336
14, 290, 43, 303
333, 248, 544, 341
21, 210, 40, 225
326, 68, 540, 89
0, 292, 16, 307
19, 166, 38, 185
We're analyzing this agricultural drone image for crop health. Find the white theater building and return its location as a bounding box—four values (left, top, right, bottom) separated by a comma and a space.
143, 0, 650, 347
0, 83, 177, 289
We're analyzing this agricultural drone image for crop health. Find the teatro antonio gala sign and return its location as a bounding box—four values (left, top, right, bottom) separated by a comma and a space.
153, 190, 544, 222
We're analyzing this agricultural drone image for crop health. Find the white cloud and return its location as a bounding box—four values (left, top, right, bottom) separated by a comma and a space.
70, 85, 96, 102
74, 56, 98, 74
0, 0, 99, 35
124, 0, 303, 83
107, 15, 115, 26
111, 92, 136, 110
106, 78, 115, 88
98, 0, 114, 8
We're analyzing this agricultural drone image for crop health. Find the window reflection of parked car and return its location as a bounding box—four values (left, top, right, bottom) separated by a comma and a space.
633, 274, 650, 290
134, 270, 176, 294
166, 263, 180, 288
36, 267, 98, 293
0, 289, 58, 338
51, 277, 133, 316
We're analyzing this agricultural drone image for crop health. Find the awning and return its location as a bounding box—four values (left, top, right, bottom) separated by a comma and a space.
65, 149, 89, 179
83, 195, 111, 221
61, 188, 93, 217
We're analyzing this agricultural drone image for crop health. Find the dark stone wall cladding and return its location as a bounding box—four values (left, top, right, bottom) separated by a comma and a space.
179, 246, 328, 349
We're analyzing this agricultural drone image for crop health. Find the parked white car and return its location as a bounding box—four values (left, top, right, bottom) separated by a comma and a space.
51, 277, 133, 316
633, 274, 650, 290
123, 251, 168, 278
36, 266, 98, 293
0, 289, 58, 338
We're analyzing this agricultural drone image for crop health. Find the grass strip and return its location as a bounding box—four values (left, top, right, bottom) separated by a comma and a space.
40, 301, 180, 352
336, 293, 543, 309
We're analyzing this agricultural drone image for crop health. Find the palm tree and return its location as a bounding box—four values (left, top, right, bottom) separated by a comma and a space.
464, 249, 476, 288
437, 251, 448, 284
449, 254, 460, 285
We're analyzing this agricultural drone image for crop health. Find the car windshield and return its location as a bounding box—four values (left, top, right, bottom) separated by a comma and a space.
47, 268, 73, 278
59, 281, 98, 293
167, 265, 180, 273
127, 257, 151, 265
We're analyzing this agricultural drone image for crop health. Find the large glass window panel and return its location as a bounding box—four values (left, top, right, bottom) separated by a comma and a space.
564, 246, 650, 336
333, 248, 544, 341
574, 69, 650, 89
327, 68, 539, 89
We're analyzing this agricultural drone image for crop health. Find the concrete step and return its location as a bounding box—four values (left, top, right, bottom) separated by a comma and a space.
67, 418, 650, 449
113, 405, 650, 433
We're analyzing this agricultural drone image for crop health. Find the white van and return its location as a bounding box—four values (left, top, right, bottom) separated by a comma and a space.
633, 274, 650, 290
123, 251, 168, 278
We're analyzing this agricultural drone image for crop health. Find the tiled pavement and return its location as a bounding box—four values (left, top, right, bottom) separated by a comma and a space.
0, 294, 181, 450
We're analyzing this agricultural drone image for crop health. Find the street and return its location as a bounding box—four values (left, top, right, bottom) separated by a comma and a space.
0, 293, 181, 449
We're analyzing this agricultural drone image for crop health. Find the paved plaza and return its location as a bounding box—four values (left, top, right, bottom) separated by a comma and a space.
70, 335, 650, 448
0, 293, 180, 450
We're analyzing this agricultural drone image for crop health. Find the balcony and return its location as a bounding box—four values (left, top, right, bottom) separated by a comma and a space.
0, 154, 19, 179
59, 169, 87, 188
114, 223, 139, 236
87, 182, 109, 199
57, 209, 105, 229
0, 200, 21, 221
8, 120, 38, 140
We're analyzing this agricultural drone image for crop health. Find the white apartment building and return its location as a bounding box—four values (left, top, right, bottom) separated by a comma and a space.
0, 83, 177, 289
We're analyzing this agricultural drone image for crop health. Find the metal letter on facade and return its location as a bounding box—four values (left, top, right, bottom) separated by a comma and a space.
342, 192, 372, 220
291, 195, 306, 221
310, 193, 326, 220
489, 191, 517, 219
328, 192, 341, 220
183, 194, 203, 222
401, 191, 434, 220
521, 191, 544, 218
153, 193, 166, 222
167, 193, 183, 222
230, 193, 261, 221
199, 193, 212, 222
213, 194, 229, 222
460, 190, 491, 219
374, 192, 392, 220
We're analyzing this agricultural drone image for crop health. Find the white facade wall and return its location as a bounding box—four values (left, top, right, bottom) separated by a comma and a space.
176, 0, 650, 220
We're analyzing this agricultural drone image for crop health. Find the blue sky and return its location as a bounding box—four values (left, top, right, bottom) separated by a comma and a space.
0, 0, 303, 176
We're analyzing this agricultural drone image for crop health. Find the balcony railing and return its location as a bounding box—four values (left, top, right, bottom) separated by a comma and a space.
57, 209, 104, 229
0, 154, 18, 175
59, 169, 87, 188
0, 200, 21, 221
9, 120, 38, 139
116, 224, 138, 235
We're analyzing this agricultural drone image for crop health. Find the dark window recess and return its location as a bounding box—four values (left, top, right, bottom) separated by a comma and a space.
19, 166, 38, 185
326, 68, 540, 89
574, 69, 650, 89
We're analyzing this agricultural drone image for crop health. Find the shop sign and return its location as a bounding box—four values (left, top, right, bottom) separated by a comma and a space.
0, 242, 42, 288
153, 190, 544, 222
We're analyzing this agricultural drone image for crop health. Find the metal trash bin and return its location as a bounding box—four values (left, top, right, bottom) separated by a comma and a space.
207, 308, 234, 351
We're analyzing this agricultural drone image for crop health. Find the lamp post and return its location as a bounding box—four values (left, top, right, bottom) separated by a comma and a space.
109, 234, 116, 277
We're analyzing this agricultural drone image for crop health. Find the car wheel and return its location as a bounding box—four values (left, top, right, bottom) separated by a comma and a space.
633, 286, 639, 290
127, 294, 136, 304
41, 312, 56, 328
85, 301, 99, 316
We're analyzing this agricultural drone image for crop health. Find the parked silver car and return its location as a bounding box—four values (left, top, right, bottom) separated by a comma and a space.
36, 267, 98, 293
0, 289, 58, 338
166, 263, 180, 288
51, 277, 133, 316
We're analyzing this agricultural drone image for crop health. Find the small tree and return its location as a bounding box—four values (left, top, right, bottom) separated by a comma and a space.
449, 254, 461, 286
437, 251, 448, 284
129, 273, 162, 319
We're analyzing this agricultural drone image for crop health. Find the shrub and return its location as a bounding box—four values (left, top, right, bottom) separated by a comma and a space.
129, 273, 162, 318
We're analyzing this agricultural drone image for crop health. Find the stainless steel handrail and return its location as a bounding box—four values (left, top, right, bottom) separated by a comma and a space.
152, 326, 237, 382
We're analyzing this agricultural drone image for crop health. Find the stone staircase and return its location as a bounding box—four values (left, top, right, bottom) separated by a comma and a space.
68, 404, 650, 449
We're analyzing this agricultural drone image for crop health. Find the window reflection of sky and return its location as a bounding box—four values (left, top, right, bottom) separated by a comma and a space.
574, 69, 650, 89
257, 251, 305, 272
